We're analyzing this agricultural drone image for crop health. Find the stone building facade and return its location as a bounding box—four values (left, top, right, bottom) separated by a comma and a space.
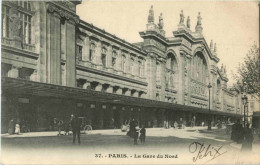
1, 1, 243, 132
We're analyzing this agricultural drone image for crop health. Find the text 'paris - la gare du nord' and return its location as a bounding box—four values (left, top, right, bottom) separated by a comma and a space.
95, 154, 178, 159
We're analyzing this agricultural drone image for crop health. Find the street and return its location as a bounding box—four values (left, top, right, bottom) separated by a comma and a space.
1, 127, 260, 164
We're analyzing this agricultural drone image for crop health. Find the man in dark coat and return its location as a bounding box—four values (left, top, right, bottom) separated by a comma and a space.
129, 119, 136, 138
71, 115, 81, 144
241, 123, 254, 152
231, 119, 243, 143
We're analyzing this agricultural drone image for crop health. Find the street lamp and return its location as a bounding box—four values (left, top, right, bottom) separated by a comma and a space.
241, 94, 248, 127
207, 83, 212, 130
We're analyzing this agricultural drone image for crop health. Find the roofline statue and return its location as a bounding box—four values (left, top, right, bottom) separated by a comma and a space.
148, 5, 154, 23
187, 16, 190, 29
179, 10, 185, 25
158, 13, 164, 30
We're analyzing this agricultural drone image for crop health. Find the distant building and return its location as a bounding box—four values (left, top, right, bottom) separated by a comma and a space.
1, 1, 243, 133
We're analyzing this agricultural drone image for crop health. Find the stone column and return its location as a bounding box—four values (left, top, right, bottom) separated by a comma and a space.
66, 20, 76, 87
82, 37, 90, 62
160, 60, 166, 102
95, 41, 102, 69
47, 11, 61, 85
61, 64, 66, 86
145, 55, 157, 100
125, 53, 131, 76
117, 49, 122, 74
8, 66, 19, 78
107, 45, 113, 72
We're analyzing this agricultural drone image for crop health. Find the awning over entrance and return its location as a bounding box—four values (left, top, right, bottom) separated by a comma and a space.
1, 77, 242, 117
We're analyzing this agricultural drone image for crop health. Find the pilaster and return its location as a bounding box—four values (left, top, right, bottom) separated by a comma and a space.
107, 44, 113, 72
82, 36, 90, 62
95, 41, 102, 69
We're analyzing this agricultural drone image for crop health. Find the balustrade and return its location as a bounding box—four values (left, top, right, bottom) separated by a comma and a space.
2, 37, 36, 52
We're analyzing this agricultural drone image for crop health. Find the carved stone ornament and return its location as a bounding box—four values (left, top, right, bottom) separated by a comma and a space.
47, 3, 79, 24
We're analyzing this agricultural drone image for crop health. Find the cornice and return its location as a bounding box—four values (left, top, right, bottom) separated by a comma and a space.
47, 2, 79, 24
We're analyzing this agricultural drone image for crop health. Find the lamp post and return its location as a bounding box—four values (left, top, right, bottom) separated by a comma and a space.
207, 83, 212, 130
241, 94, 248, 127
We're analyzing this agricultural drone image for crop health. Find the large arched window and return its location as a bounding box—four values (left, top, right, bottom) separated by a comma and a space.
2, 1, 33, 44
166, 53, 178, 89
192, 52, 208, 84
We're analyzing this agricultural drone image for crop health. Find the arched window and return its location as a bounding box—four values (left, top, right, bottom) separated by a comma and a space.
192, 52, 208, 84
89, 43, 96, 62
2, 1, 32, 44
101, 47, 107, 67
166, 53, 177, 89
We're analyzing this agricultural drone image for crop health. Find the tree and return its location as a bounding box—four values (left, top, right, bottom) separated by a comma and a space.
233, 42, 260, 99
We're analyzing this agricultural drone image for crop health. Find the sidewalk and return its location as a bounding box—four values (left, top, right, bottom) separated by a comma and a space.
0, 126, 220, 139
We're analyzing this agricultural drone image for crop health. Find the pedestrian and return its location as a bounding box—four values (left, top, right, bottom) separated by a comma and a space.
15, 123, 20, 135
139, 125, 146, 144
57, 119, 63, 136
129, 119, 136, 138
174, 121, 178, 129
71, 115, 81, 144
64, 119, 70, 135
241, 123, 254, 152
134, 125, 139, 145
236, 120, 244, 144
8, 119, 15, 135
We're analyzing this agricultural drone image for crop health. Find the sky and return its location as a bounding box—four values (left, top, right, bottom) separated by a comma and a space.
77, 1, 259, 86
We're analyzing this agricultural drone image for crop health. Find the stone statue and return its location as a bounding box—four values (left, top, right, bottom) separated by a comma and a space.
214, 43, 217, 53
187, 16, 190, 28
197, 12, 202, 26
179, 10, 185, 25
158, 13, 164, 30
148, 5, 154, 23
9, 7, 21, 39
210, 40, 213, 50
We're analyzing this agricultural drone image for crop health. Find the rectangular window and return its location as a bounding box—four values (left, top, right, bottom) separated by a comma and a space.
101, 54, 106, 67
89, 49, 93, 61
112, 57, 116, 67
77, 45, 83, 61
1, 5, 10, 38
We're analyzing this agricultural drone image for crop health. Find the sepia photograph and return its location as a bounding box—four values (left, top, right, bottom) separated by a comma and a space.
1, 0, 259, 164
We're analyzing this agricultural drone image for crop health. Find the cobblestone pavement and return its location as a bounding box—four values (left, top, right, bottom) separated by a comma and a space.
1, 127, 260, 164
